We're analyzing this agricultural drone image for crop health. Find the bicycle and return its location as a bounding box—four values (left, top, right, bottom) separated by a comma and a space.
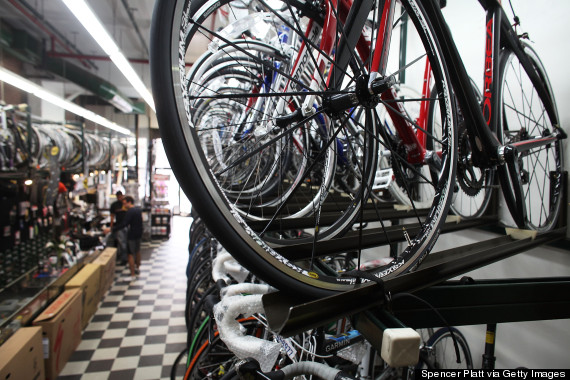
178, 243, 474, 380
177, 223, 478, 379
151, 0, 565, 298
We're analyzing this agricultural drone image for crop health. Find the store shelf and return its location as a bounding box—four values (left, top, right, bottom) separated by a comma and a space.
151, 208, 172, 240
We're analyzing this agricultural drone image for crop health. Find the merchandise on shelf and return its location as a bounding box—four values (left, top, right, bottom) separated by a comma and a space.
150, 207, 172, 239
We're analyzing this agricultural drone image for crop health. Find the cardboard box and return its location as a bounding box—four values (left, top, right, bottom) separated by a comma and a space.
0, 326, 45, 380
92, 247, 117, 298
81, 247, 102, 264
33, 289, 82, 380
65, 263, 101, 329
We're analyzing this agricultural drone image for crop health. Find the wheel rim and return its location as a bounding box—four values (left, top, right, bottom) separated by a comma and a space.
499, 45, 563, 231
153, 0, 456, 295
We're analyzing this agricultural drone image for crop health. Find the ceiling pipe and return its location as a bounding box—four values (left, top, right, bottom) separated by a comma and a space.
47, 51, 192, 68
0, 24, 144, 114
119, 0, 150, 58
7, 0, 97, 70
47, 51, 149, 65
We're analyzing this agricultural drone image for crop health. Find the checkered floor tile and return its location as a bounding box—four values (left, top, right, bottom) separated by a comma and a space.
57, 216, 191, 380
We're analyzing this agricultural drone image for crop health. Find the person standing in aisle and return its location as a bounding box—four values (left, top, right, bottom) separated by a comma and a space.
105, 196, 142, 281
109, 191, 127, 265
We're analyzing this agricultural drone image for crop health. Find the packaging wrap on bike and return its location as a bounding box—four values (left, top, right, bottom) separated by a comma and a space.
336, 341, 369, 364
221, 283, 275, 298
214, 292, 280, 372
212, 250, 250, 283
223, 259, 250, 283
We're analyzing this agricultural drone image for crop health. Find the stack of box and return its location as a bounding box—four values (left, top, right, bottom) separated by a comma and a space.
0, 326, 45, 380
64, 263, 101, 329
92, 247, 117, 298
1, 246, 119, 379
33, 288, 82, 380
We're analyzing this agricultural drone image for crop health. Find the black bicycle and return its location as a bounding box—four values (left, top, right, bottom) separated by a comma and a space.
151, 0, 565, 298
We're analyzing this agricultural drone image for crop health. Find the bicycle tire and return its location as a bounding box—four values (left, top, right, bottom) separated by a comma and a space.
497, 42, 564, 231
417, 327, 473, 370
184, 318, 262, 380
151, 0, 456, 297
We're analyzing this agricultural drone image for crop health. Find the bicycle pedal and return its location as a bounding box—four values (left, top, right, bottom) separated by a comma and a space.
381, 328, 420, 368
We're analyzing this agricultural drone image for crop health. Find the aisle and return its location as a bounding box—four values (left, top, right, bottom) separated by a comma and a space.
58, 216, 191, 380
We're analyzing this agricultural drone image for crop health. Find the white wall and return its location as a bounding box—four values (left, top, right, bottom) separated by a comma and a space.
432, 2, 570, 368
430, 228, 570, 368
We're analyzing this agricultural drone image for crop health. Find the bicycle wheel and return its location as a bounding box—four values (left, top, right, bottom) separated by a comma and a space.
497, 42, 564, 231
186, 40, 322, 213
185, 318, 264, 380
151, 0, 456, 297
376, 84, 434, 210
416, 327, 473, 370
428, 80, 495, 219
185, 332, 235, 380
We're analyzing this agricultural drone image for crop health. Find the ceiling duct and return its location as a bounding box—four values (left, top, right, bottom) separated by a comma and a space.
44, 55, 145, 114
0, 22, 41, 65
0, 23, 144, 114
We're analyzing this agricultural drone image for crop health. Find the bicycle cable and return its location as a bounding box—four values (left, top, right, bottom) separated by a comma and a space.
507, 0, 520, 29
391, 293, 462, 365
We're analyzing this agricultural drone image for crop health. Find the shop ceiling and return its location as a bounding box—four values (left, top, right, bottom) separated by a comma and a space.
0, 0, 155, 110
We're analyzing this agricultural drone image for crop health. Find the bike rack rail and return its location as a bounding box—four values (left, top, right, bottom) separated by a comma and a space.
273, 215, 497, 258
262, 227, 568, 346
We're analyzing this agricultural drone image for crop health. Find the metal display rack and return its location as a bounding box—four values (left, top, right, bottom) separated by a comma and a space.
262, 225, 569, 353
257, 168, 569, 342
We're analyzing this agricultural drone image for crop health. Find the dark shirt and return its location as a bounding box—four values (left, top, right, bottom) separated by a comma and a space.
110, 200, 126, 225
113, 207, 143, 240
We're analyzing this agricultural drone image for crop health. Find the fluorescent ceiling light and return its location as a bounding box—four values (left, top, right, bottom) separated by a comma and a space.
61, 0, 155, 112
0, 66, 132, 136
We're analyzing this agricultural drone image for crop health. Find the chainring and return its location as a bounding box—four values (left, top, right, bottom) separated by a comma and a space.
456, 127, 484, 197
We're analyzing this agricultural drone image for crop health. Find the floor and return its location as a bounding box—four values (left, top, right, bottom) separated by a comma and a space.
57, 216, 191, 380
